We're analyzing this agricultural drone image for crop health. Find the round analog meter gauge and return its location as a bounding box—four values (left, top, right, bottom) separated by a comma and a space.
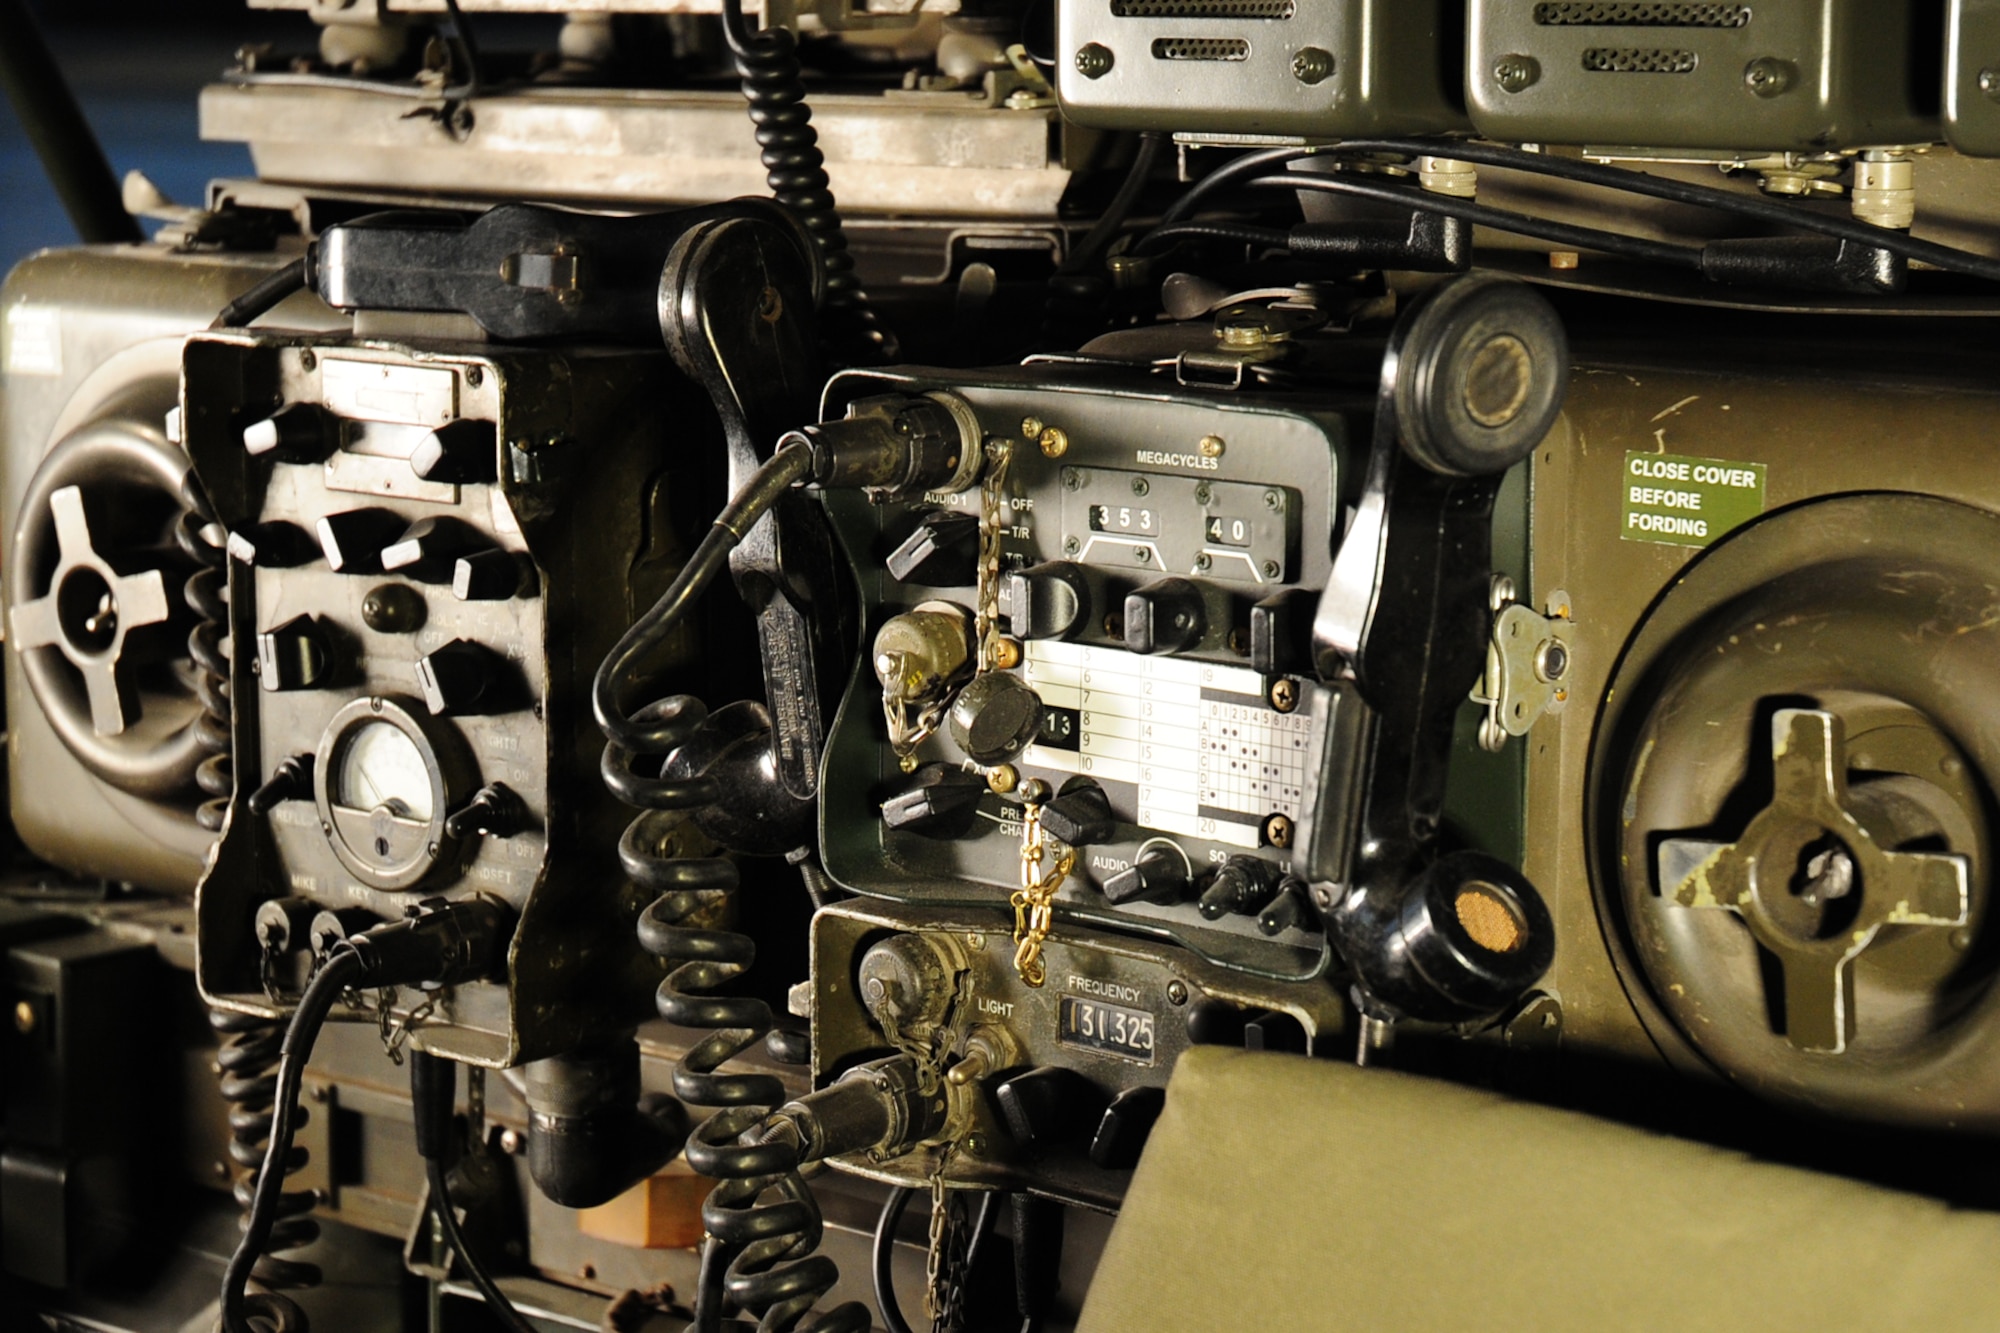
313, 697, 469, 890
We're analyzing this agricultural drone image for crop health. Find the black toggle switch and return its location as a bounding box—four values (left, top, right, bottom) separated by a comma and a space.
1185, 997, 1248, 1047
415, 638, 503, 716
1199, 855, 1283, 921
1257, 878, 1314, 936
994, 1066, 1109, 1151
256, 614, 332, 691
409, 419, 497, 484
316, 508, 409, 574
1089, 1085, 1166, 1170
453, 548, 528, 602
1243, 1008, 1308, 1054
1125, 577, 1206, 655
248, 753, 315, 815
242, 403, 339, 462
886, 509, 980, 586
1002, 561, 1091, 641
1250, 589, 1312, 675
881, 764, 988, 840
1040, 780, 1116, 847
1101, 848, 1191, 906
444, 782, 527, 839
381, 516, 486, 584
225, 520, 320, 568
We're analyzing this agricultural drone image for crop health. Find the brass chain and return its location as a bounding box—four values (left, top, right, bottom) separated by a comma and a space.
1011, 802, 1073, 987
924, 1144, 970, 1331
974, 438, 1014, 676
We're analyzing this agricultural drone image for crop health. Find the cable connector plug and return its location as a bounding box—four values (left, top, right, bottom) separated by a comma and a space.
765, 1055, 947, 1167
783, 392, 983, 500
344, 895, 513, 990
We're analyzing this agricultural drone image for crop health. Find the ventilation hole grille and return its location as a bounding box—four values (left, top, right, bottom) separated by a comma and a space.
1151, 37, 1253, 61
1581, 46, 1699, 72
1536, 3, 1749, 26
1114, 0, 1295, 16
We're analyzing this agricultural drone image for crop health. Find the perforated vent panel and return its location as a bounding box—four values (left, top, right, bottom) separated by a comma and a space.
1150, 37, 1253, 60
1581, 46, 1699, 72
1113, 0, 1295, 16
1535, 3, 1749, 25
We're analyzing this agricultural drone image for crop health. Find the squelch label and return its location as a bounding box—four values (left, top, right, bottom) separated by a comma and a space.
1620, 450, 1766, 549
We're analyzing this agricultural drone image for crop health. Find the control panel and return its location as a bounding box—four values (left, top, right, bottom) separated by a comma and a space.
814, 363, 1366, 979
182, 332, 712, 1065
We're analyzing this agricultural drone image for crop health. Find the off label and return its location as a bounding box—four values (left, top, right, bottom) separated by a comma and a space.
1620, 450, 1766, 549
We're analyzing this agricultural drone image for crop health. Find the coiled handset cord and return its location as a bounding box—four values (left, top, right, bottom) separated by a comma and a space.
718, 0, 892, 361
596, 442, 871, 1332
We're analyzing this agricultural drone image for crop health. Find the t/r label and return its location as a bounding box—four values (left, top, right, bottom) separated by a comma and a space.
1621, 450, 1766, 548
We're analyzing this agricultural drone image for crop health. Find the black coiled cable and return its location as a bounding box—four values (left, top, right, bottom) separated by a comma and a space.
176, 493, 232, 833
718, 0, 891, 361
595, 444, 864, 1331
210, 1006, 323, 1333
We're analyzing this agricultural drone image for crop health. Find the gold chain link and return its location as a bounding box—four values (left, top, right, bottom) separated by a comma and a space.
1011, 802, 1073, 987
974, 438, 1013, 676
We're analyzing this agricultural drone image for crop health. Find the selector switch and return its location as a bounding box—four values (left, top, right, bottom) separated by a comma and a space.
242, 403, 339, 462
947, 673, 1045, 766
225, 521, 319, 568
409, 419, 497, 484
994, 1066, 1110, 1151
415, 638, 503, 715
881, 764, 988, 840
444, 783, 527, 839
1040, 780, 1116, 846
1089, 1086, 1166, 1171
1101, 848, 1191, 906
381, 517, 485, 584
256, 614, 332, 691
1125, 577, 1206, 655
453, 549, 527, 601
316, 508, 409, 574
886, 509, 980, 587
1002, 562, 1091, 642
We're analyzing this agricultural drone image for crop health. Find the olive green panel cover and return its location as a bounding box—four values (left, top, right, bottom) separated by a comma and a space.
1078, 1047, 2000, 1332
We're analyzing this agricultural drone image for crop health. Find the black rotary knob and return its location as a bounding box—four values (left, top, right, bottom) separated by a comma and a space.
947, 673, 1046, 767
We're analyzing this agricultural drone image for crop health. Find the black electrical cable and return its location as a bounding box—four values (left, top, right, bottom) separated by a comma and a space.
593, 443, 811, 755
211, 258, 309, 330
218, 949, 364, 1333
871, 1188, 1002, 1333
1132, 220, 1294, 257
1164, 140, 2000, 286
0, 0, 141, 245
424, 1158, 538, 1333
1064, 131, 1169, 274
1244, 173, 1705, 271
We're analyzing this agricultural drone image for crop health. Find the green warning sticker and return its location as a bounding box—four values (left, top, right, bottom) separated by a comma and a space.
1621, 451, 1766, 548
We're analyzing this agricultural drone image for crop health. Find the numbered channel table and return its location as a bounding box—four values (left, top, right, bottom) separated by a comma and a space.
1021, 641, 1311, 849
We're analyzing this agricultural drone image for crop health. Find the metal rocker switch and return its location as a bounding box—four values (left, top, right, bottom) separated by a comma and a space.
445, 783, 527, 839
248, 753, 315, 815
881, 764, 988, 840
1658, 708, 1970, 1055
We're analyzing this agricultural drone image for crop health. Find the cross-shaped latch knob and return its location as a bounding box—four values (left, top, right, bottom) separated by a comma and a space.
8, 485, 172, 737
1657, 708, 1968, 1054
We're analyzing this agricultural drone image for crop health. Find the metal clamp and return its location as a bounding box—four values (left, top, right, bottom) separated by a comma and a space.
1472, 579, 1574, 752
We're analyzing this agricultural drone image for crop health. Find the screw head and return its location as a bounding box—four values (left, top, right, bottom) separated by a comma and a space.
1263, 489, 1283, 511
1039, 426, 1070, 458
499, 1128, 524, 1154
1269, 678, 1299, 713
1494, 54, 1540, 93
1982, 68, 2000, 101
1292, 46, 1334, 86
1261, 560, 1281, 579
1199, 435, 1225, 459
1063, 536, 1081, 556
299, 348, 317, 371
965, 1132, 989, 1157
1744, 56, 1796, 99
12, 1000, 36, 1035
1194, 553, 1213, 572
1075, 42, 1114, 79
464, 365, 483, 388
967, 933, 986, 950
1264, 813, 1294, 849
1021, 416, 1044, 439
1134, 546, 1151, 563
992, 637, 1023, 670
1131, 476, 1150, 497
1062, 467, 1085, 491
1535, 639, 1570, 683
988, 765, 1019, 795
1166, 980, 1189, 1006
1194, 482, 1213, 505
